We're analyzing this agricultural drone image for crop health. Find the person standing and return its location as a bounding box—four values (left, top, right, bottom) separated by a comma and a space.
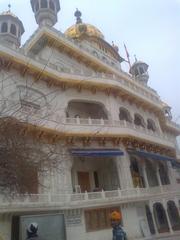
110, 211, 127, 240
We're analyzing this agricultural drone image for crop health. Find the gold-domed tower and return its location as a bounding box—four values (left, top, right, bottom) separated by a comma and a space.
65, 9, 122, 62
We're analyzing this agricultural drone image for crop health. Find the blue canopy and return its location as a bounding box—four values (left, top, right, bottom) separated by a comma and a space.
127, 148, 176, 162
70, 149, 124, 157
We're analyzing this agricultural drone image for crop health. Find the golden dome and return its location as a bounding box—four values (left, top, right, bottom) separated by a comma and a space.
65, 23, 104, 40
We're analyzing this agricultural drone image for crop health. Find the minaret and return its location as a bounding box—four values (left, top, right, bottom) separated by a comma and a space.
30, 0, 60, 27
129, 57, 149, 85
0, 5, 24, 48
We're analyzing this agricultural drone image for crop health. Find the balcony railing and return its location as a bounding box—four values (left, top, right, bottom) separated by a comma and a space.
62, 117, 175, 146
0, 185, 179, 212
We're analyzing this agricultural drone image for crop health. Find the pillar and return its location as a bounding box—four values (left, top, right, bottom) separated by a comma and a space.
142, 163, 149, 188
149, 202, 159, 235
156, 166, 162, 187
115, 147, 133, 189
163, 200, 173, 234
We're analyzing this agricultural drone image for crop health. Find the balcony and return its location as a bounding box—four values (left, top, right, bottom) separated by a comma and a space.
61, 118, 175, 147
0, 185, 179, 213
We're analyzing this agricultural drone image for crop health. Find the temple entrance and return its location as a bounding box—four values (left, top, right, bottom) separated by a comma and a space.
72, 156, 120, 193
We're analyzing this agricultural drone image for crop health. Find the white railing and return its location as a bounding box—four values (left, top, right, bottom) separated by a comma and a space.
0, 185, 179, 210
63, 117, 175, 143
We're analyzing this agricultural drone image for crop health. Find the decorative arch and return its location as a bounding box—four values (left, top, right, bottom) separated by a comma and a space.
167, 200, 180, 231
49, 0, 55, 11
153, 202, 169, 233
1, 22, 8, 33
119, 107, 132, 122
145, 205, 156, 235
66, 100, 109, 120
41, 0, 48, 8
147, 119, 156, 132
134, 113, 145, 128
10, 24, 17, 36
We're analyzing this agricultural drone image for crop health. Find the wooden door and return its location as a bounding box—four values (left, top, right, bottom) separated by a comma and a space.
78, 172, 91, 192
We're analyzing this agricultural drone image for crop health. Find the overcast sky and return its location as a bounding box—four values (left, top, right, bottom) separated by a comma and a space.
1, 0, 180, 121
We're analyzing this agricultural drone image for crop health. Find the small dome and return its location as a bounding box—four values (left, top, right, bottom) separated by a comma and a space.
0, 10, 24, 34
65, 23, 104, 40
130, 61, 149, 75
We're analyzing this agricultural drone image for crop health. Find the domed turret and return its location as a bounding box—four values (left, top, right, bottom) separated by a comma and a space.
0, 6, 24, 48
130, 58, 149, 84
30, 0, 60, 27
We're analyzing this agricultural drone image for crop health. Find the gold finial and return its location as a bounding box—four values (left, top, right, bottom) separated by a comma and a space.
74, 8, 82, 24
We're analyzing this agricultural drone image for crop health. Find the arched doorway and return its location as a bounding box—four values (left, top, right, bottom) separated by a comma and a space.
167, 201, 180, 231
145, 205, 156, 235
153, 203, 169, 233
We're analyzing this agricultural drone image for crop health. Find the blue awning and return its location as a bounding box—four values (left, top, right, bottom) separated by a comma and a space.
70, 149, 124, 157
127, 148, 176, 162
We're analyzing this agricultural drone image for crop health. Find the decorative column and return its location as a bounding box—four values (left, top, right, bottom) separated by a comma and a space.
115, 147, 133, 189
142, 163, 149, 188
149, 202, 159, 235
156, 166, 162, 187
163, 200, 173, 234
174, 197, 180, 217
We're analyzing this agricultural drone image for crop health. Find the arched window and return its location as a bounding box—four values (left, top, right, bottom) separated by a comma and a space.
153, 203, 169, 233
35, 2, 40, 11
139, 66, 144, 74
41, 0, 48, 8
1, 22, 8, 33
134, 68, 139, 76
49, 0, 55, 11
10, 24, 17, 36
147, 119, 156, 132
134, 113, 145, 128
167, 201, 180, 231
119, 107, 132, 122
145, 205, 156, 235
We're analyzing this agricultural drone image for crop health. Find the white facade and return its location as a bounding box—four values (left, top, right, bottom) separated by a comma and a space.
0, 1, 180, 240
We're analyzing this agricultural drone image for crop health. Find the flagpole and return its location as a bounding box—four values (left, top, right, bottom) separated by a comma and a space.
124, 43, 131, 69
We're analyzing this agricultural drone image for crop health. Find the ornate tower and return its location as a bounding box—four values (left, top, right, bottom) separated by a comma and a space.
30, 0, 60, 27
129, 59, 149, 85
0, 6, 24, 48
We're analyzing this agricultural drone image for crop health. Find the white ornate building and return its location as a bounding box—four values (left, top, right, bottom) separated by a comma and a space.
0, 1, 180, 240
